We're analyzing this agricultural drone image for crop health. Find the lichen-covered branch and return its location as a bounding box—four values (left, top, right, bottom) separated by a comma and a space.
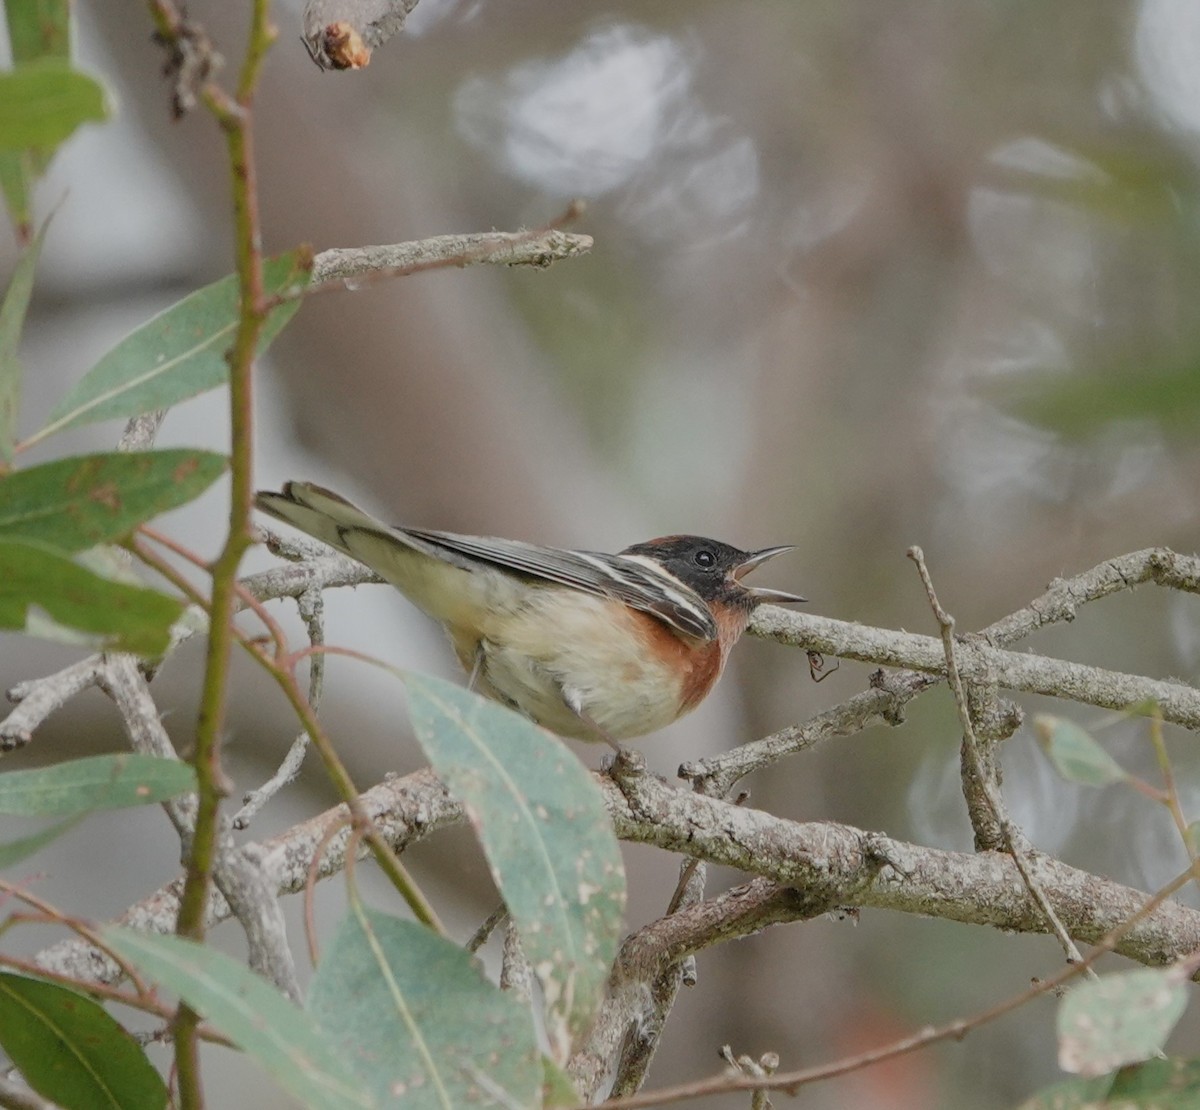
36, 765, 1200, 988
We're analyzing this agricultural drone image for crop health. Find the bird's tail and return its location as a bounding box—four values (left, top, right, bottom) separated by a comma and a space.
254, 481, 388, 558
255, 482, 490, 631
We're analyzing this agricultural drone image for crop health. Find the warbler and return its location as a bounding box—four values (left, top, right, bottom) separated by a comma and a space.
256, 482, 804, 745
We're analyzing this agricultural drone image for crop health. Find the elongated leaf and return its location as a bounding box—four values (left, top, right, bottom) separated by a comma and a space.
0, 60, 107, 152
6, 0, 72, 63
1058, 967, 1189, 1077
0, 449, 227, 549
104, 929, 372, 1110
403, 674, 626, 1058
1, 2, 73, 236
1019, 1057, 1200, 1108
0, 216, 49, 459
33, 252, 311, 443
0, 150, 35, 239
308, 906, 540, 1109
1033, 715, 1127, 787
0, 753, 195, 816
0, 814, 83, 867
0, 539, 182, 654
0, 972, 167, 1110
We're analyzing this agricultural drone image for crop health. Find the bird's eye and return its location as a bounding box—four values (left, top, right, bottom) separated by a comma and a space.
694, 549, 716, 569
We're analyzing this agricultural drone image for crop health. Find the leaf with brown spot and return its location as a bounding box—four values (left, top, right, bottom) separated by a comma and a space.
0, 449, 226, 551
0, 539, 183, 654
0, 973, 167, 1110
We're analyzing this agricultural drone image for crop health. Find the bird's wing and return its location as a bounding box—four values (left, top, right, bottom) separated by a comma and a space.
256, 483, 717, 640
403, 528, 718, 641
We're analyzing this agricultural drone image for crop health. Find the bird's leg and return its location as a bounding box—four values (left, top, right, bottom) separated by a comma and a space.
467, 643, 486, 692
559, 684, 643, 770
557, 683, 620, 751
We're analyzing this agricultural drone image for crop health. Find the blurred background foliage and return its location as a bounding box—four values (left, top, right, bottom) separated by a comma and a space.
5, 0, 1200, 1106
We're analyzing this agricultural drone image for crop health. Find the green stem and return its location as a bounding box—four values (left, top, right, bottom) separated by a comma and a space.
265, 659, 447, 935
148, 0, 275, 1103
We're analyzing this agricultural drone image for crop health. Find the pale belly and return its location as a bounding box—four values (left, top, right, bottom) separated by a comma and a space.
444, 592, 719, 742
477, 641, 688, 740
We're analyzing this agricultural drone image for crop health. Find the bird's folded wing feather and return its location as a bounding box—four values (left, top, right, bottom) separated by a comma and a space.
256, 482, 717, 641
397, 528, 718, 640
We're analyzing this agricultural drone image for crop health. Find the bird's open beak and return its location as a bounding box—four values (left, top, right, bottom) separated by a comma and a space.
733, 546, 806, 604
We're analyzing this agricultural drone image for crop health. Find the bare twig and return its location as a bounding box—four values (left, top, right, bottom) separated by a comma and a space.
982, 548, 1200, 646
308, 228, 593, 292
98, 654, 300, 1001
749, 605, 1200, 729
234, 585, 326, 826
907, 547, 1091, 974
466, 904, 508, 954
2, 658, 105, 751
681, 672, 935, 796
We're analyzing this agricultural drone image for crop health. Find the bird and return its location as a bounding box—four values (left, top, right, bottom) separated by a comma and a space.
255, 481, 805, 746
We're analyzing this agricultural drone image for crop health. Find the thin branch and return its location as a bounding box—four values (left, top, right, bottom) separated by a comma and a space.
234, 584, 325, 826
466, 904, 508, 954
2, 658, 105, 750
908, 546, 1091, 974
98, 655, 300, 1001
680, 672, 934, 796
749, 605, 1200, 729
982, 547, 1200, 647
307, 227, 593, 295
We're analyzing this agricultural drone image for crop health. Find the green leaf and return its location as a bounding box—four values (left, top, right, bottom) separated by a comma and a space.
1019, 1057, 1200, 1108
0, 972, 167, 1110
104, 929, 372, 1110
0, 753, 195, 816
403, 674, 626, 1058
0, 215, 49, 459
308, 906, 541, 1109
6, 0, 72, 64
1, 3, 73, 236
32, 252, 312, 444
0, 814, 83, 867
1033, 715, 1128, 788
0, 60, 107, 152
1058, 967, 1189, 1077
0, 449, 227, 549
0, 150, 35, 240
0, 539, 183, 654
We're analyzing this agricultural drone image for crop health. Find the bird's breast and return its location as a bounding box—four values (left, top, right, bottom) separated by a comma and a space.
447, 592, 730, 740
